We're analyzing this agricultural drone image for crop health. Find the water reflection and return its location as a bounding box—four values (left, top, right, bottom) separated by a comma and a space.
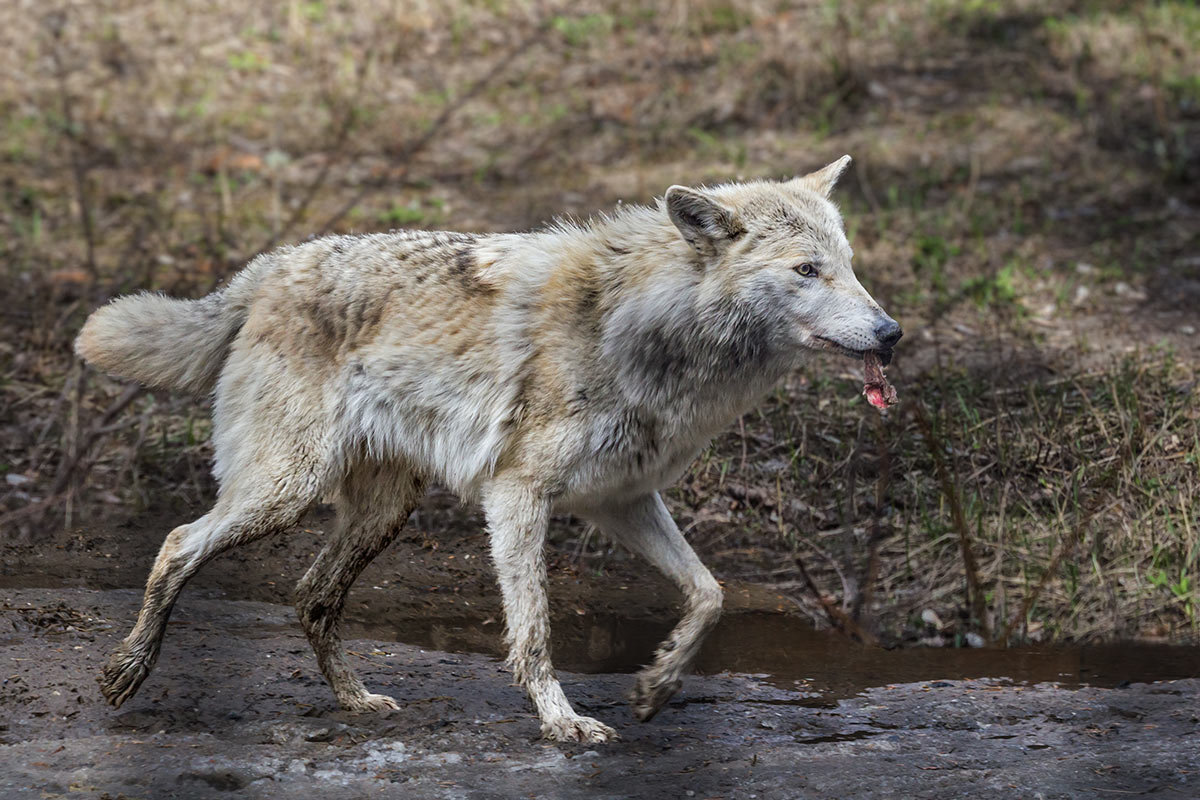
366, 611, 1200, 698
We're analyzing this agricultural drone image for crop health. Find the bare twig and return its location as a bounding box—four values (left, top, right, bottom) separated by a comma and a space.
912, 399, 991, 640
58, 362, 88, 529
0, 491, 72, 534
792, 545, 880, 646
43, 11, 98, 279
852, 411, 893, 625
313, 18, 556, 237
997, 507, 1091, 646
49, 381, 145, 498
1, 380, 145, 536
249, 49, 375, 261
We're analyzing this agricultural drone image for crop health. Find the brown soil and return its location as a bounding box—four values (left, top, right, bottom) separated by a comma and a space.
0, 489, 797, 671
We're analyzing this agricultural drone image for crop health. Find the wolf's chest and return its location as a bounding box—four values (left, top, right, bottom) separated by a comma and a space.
565, 399, 729, 503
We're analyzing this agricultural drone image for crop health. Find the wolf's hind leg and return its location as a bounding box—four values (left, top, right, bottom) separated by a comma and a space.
587, 492, 723, 722
484, 479, 618, 744
100, 488, 319, 708
295, 459, 425, 712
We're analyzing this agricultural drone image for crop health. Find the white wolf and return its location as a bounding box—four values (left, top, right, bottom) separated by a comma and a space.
75, 155, 900, 743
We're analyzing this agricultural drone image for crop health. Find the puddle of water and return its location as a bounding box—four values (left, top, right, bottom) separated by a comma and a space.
13, 573, 1195, 699
361, 611, 1200, 700
792, 729, 883, 745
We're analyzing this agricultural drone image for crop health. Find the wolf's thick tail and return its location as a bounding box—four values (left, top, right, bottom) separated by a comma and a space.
75, 259, 269, 396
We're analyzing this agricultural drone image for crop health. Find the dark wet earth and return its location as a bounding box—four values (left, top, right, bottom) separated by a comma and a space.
3, 587, 1199, 799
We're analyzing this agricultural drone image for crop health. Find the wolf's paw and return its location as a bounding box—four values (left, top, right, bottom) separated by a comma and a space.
98, 646, 152, 708
541, 714, 619, 744
630, 672, 682, 722
341, 692, 401, 713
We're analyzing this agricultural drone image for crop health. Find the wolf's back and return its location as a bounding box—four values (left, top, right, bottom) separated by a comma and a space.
75, 259, 268, 396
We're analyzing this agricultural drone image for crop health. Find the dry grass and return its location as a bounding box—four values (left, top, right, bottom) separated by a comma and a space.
675, 352, 1199, 646
1, 0, 1197, 644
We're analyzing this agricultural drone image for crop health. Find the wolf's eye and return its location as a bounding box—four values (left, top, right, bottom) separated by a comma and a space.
794, 263, 818, 278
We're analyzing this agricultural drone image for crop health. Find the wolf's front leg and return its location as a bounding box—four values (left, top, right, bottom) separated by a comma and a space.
588, 492, 724, 722
483, 479, 618, 744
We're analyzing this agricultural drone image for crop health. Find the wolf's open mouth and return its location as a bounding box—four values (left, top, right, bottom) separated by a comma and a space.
812, 337, 898, 409
813, 336, 891, 364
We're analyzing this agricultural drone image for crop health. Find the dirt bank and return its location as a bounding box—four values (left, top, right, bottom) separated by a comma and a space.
0, 494, 802, 670
2, 587, 1198, 800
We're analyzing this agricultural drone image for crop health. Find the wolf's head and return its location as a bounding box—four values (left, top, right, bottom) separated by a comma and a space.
664, 156, 901, 368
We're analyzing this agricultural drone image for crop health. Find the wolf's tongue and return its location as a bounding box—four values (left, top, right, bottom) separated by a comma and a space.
863, 351, 898, 410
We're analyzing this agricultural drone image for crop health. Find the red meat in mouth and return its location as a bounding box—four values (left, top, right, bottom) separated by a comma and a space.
863, 350, 898, 409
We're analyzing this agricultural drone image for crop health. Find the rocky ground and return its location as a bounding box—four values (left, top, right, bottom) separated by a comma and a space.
2, 587, 1197, 800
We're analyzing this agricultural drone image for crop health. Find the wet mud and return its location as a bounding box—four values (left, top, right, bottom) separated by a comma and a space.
2, 507, 1199, 798
2, 586, 1199, 799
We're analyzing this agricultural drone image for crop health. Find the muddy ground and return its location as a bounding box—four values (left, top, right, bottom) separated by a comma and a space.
4, 0, 1199, 652
2, 587, 1199, 800
3, 511, 1200, 799
2, 2, 1199, 795
0, 493, 803, 667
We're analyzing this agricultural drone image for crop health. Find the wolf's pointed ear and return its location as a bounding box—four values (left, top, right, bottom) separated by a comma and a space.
788, 154, 852, 199
665, 186, 744, 256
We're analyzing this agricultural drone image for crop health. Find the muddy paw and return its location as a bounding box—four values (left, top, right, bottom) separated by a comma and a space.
341, 692, 401, 713
541, 714, 619, 744
98, 646, 152, 708
630, 672, 682, 722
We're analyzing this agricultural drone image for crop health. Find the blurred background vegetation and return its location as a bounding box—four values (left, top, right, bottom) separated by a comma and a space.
1, 0, 1197, 647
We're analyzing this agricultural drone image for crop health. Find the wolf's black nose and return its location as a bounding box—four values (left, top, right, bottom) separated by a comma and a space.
874, 318, 902, 348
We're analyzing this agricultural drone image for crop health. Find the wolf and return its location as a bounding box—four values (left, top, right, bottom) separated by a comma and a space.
75, 155, 900, 743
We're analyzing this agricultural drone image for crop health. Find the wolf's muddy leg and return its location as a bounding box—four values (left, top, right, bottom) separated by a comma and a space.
483, 480, 618, 744
295, 461, 424, 712
99, 490, 317, 708
589, 492, 723, 722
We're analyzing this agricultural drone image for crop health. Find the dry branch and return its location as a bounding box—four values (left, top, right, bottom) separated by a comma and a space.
314, 17, 557, 238
0, 381, 145, 537
43, 11, 97, 279
912, 399, 991, 640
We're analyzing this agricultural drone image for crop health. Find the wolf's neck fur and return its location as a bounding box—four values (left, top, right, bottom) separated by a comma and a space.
563, 204, 795, 424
